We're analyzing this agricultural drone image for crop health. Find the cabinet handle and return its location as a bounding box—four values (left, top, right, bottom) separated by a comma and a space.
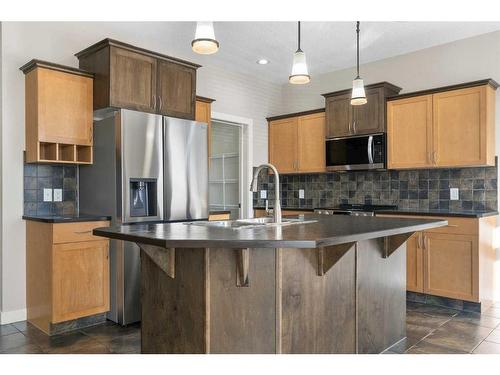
159, 96, 163, 112
446, 224, 459, 228
418, 233, 423, 249
74, 230, 92, 234
423, 234, 427, 251
353, 121, 357, 134
152, 95, 156, 110
433, 151, 438, 164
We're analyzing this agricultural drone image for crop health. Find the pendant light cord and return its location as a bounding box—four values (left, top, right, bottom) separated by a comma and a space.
356, 21, 360, 79
297, 21, 302, 52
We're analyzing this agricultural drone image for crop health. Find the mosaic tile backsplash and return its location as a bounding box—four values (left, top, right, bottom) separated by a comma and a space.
23, 164, 78, 216
253, 166, 498, 211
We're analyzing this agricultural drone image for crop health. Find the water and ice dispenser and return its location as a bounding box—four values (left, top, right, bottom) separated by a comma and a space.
129, 178, 158, 217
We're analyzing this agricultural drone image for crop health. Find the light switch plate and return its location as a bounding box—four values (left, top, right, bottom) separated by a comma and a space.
43, 188, 53, 202
53, 189, 63, 202
450, 188, 459, 200
299, 189, 305, 199
260, 190, 267, 199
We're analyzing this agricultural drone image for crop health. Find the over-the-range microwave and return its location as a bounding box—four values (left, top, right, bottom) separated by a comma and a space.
325, 133, 386, 171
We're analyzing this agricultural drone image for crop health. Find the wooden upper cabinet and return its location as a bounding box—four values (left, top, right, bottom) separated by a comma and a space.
158, 60, 196, 119
387, 80, 497, 169
433, 86, 495, 167
297, 112, 326, 173
325, 93, 351, 138
387, 95, 433, 169
353, 87, 385, 135
109, 46, 157, 113
323, 82, 401, 138
20, 60, 94, 164
195, 96, 215, 157
76, 39, 200, 120
268, 110, 326, 174
269, 117, 298, 174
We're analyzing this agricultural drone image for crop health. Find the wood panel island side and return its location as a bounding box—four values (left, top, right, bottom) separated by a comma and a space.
93, 214, 446, 354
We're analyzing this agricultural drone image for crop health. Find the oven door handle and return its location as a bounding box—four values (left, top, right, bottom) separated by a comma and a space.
367, 135, 374, 164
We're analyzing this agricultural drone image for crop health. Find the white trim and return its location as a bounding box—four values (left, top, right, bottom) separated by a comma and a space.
0, 308, 27, 325
211, 111, 254, 219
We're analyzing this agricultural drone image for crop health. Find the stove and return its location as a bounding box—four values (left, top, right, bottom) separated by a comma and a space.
314, 204, 398, 217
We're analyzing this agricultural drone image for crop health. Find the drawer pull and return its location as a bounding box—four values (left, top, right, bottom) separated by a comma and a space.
446, 225, 459, 228
74, 230, 93, 234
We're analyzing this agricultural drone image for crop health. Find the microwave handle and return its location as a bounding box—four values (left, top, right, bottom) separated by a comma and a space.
367, 136, 374, 164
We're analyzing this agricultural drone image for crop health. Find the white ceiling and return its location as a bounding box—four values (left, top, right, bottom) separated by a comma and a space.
56, 21, 500, 84
177, 22, 500, 84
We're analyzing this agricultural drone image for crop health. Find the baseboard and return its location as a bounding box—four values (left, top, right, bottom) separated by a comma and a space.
0, 308, 27, 325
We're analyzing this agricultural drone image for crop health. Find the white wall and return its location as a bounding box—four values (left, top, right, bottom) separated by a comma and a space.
0, 22, 285, 320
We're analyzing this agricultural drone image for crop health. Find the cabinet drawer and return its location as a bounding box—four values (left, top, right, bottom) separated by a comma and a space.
376, 214, 477, 235
52, 221, 110, 244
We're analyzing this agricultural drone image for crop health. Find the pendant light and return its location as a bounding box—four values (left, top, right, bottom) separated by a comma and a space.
351, 21, 367, 105
289, 21, 310, 84
192, 22, 219, 55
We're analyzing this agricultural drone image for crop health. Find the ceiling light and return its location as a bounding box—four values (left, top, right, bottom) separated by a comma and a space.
289, 21, 310, 85
192, 22, 219, 55
351, 21, 367, 105
257, 59, 269, 65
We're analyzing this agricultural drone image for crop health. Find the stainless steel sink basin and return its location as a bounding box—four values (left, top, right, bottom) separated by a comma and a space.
185, 217, 317, 230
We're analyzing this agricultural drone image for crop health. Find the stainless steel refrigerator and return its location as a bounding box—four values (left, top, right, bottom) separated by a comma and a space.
79, 109, 208, 325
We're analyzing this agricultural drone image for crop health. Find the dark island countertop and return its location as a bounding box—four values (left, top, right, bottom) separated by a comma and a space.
23, 214, 112, 223
93, 214, 447, 249
253, 206, 315, 212
376, 208, 498, 218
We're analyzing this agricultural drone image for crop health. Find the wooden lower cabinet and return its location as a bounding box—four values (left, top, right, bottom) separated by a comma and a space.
406, 233, 424, 293
377, 214, 495, 306
26, 220, 110, 334
423, 232, 478, 302
209, 212, 231, 221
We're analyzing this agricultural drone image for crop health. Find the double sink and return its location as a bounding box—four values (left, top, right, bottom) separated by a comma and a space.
187, 217, 317, 230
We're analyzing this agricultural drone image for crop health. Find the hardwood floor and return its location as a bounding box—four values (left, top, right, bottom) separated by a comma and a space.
1, 302, 499, 354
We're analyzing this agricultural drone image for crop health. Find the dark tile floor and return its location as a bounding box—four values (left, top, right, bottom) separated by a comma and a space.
1, 301, 500, 354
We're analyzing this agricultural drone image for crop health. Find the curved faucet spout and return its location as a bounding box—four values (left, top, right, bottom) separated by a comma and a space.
250, 163, 282, 223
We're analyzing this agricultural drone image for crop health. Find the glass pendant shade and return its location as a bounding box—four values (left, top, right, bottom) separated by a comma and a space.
192, 22, 219, 54
289, 50, 310, 84
351, 78, 367, 105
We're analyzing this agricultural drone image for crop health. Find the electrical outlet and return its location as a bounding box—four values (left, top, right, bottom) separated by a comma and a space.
43, 188, 53, 202
450, 188, 459, 201
299, 189, 305, 199
53, 189, 63, 202
260, 190, 267, 199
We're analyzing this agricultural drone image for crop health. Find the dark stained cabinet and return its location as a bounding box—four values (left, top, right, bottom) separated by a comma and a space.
109, 47, 157, 113
323, 82, 401, 138
157, 60, 196, 119
76, 38, 200, 120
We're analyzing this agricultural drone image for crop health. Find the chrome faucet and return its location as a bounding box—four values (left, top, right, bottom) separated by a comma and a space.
250, 163, 282, 224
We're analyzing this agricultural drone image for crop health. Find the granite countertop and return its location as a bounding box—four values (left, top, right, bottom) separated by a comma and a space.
23, 214, 112, 223
93, 214, 447, 249
253, 206, 315, 212
375, 208, 498, 218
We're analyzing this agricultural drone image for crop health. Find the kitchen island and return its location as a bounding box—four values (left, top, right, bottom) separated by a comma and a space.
93, 214, 446, 354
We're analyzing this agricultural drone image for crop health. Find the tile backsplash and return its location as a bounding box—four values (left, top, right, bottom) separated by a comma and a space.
23, 164, 78, 216
253, 166, 498, 211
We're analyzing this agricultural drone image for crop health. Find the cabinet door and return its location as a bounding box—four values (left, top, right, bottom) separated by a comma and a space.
423, 232, 478, 302
37, 68, 93, 146
433, 86, 491, 167
352, 87, 384, 135
387, 95, 433, 169
297, 112, 326, 173
195, 100, 212, 157
325, 93, 352, 138
406, 233, 424, 293
157, 60, 196, 119
269, 118, 298, 173
109, 47, 157, 113
52, 240, 110, 323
